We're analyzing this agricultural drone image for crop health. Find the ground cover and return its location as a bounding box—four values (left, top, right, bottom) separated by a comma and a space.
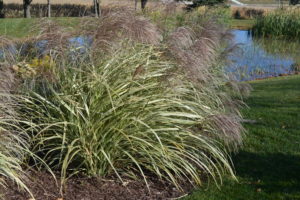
185, 74, 300, 200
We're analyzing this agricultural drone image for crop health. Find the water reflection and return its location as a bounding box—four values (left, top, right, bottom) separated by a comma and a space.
228, 30, 300, 81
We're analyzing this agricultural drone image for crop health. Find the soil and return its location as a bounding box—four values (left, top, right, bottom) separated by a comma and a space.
1, 171, 192, 200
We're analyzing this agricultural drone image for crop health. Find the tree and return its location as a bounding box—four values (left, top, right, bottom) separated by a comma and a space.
290, 0, 300, 5
47, 0, 51, 17
93, 0, 101, 17
23, 0, 32, 18
0, 0, 4, 18
141, 0, 148, 10
135, 0, 148, 10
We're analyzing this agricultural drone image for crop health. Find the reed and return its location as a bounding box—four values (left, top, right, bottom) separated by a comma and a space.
253, 8, 300, 38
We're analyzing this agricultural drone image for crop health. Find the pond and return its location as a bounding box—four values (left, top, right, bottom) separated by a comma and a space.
1, 31, 299, 82
227, 29, 300, 81
0, 36, 92, 60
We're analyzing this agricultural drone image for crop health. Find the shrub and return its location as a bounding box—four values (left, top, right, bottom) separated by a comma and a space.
290, 0, 300, 5
231, 7, 265, 19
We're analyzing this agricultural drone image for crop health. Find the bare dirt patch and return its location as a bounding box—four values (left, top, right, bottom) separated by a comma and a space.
1, 171, 192, 200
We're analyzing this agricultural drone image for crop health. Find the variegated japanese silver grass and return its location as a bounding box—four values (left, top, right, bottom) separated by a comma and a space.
0, 65, 32, 196
17, 44, 236, 190
0, 127, 28, 191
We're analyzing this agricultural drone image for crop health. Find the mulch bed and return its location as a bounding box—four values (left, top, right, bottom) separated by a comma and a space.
1, 171, 192, 200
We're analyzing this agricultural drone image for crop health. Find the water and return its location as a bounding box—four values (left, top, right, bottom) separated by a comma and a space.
0, 36, 93, 60
1, 31, 299, 82
227, 30, 300, 81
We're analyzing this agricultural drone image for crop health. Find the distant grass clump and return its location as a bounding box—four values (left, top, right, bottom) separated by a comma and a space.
147, 5, 231, 35
253, 9, 300, 39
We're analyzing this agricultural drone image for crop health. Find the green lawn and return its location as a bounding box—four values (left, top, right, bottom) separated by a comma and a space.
230, 19, 255, 30
185, 75, 300, 200
0, 18, 35, 38
0, 18, 79, 38
0, 18, 254, 39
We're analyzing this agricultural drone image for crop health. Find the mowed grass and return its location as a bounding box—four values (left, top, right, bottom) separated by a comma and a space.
230, 19, 255, 29
185, 75, 300, 200
0, 18, 35, 38
0, 18, 80, 38
0, 18, 255, 39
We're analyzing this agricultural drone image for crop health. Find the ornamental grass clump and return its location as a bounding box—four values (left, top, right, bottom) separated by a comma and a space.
0, 7, 247, 194
79, 7, 162, 54
18, 43, 236, 189
166, 18, 245, 150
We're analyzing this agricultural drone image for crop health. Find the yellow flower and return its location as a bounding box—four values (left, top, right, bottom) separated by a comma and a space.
13, 56, 56, 79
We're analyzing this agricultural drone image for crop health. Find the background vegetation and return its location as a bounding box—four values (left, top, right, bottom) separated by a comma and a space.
253, 8, 300, 38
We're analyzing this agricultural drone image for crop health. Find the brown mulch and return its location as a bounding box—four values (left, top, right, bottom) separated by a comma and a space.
1, 171, 192, 200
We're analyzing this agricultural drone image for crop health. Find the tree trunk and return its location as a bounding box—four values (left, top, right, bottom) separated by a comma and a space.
98, 0, 101, 17
93, 0, 97, 17
23, 0, 32, 18
47, 0, 51, 18
24, 4, 31, 18
141, 0, 148, 10
135, 0, 138, 10
93, 0, 100, 17
0, 0, 4, 18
